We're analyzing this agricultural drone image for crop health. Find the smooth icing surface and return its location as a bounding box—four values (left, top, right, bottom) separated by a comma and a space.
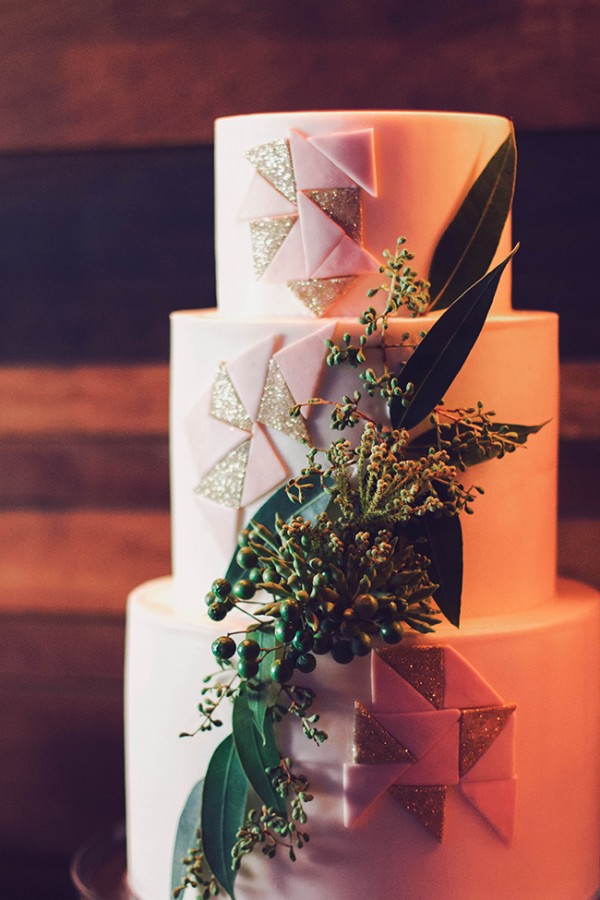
216, 111, 512, 318
125, 577, 600, 900
170, 310, 558, 621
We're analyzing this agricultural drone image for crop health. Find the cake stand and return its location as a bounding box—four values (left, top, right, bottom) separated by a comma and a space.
71, 822, 137, 900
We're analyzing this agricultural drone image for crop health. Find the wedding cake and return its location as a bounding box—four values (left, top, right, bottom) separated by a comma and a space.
125, 111, 600, 900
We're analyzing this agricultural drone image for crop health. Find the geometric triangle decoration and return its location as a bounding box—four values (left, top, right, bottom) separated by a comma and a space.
377, 646, 445, 709
210, 363, 253, 431
256, 358, 310, 443
459, 776, 518, 845
194, 439, 250, 508
245, 139, 297, 203
308, 128, 377, 196
389, 784, 447, 843
305, 187, 363, 241
287, 276, 357, 316
343, 644, 517, 844
250, 216, 297, 279
459, 705, 516, 777
237, 172, 298, 221
353, 701, 415, 765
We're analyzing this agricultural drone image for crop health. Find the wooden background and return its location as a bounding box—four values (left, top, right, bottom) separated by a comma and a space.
0, 2, 598, 895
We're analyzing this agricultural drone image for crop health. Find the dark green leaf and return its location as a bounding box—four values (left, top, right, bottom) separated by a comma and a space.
232, 691, 285, 814
390, 249, 517, 431
408, 421, 547, 467
246, 627, 278, 741
423, 514, 463, 628
201, 734, 248, 899
171, 779, 203, 898
225, 474, 329, 585
428, 129, 516, 311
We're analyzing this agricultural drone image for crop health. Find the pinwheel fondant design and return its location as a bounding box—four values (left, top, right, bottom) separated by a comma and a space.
344, 645, 517, 844
186, 325, 335, 539
238, 127, 380, 315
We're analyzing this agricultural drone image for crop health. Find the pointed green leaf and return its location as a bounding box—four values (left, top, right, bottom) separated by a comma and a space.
423, 514, 463, 628
171, 779, 203, 898
390, 249, 517, 431
428, 128, 516, 311
225, 474, 329, 585
408, 421, 546, 467
201, 734, 248, 899
232, 691, 285, 813
246, 627, 278, 740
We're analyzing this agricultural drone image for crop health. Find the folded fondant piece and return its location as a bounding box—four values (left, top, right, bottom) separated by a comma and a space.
240, 423, 288, 507
256, 360, 310, 443
261, 220, 308, 283
237, 171, 298, 221
289, 128, 355, 191
376, 646, 445, 709
372, 649, 436, 713
312, 232, 380, 278
273, 322, 336, 410
461, 713, 516, 783
195, 495, 240, 555
459, 776, 518, 844
375, 708, 461, 761
226, 334, 277, 423
459, 704, 516, 777
250, 215, 298, 279
195, 415, 249, 479
245, 138, 296, 203
353, 701, 415, 764
308, 128, 377, 196
297, 192, 348, 276
343, 762, 412, 828
444, 644, 504, 708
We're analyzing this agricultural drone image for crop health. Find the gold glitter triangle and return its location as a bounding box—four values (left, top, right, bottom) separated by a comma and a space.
389, 784, 447, 842
210, 363, 252, 430
256, 359, 310, 443
245, 139, 297, 203
459, 704, 516, 777
305, 187, 363, 241
194, 439, 250, 508
377, 646, 445, 709
249, 215, 297, 279
353, 701, 414, 764
287, 276, 357, 316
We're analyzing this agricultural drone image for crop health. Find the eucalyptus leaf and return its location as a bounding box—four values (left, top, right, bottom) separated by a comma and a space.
232, 691, 285, 813
171, 779, 203, 898
423, 514, 463, 628
246, 627, 278, 741
408, 421, 547, 467
390, 249, 517, 431
428, 129, 516, 311
201, 734, 248, 899
225, 474, 329, 585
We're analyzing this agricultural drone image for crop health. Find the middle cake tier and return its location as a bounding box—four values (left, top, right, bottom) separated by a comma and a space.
171, 310, 558, 622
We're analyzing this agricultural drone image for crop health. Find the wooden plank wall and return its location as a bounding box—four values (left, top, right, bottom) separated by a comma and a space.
0, 2, 598, 889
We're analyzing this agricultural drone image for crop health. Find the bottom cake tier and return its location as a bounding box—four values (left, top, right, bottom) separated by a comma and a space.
125, 578, 600, 900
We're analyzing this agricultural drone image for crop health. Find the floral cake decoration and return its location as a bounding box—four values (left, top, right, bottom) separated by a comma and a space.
172, 125, 541, 899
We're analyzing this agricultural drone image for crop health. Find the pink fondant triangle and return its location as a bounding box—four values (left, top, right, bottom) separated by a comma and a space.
261, 219, 308, 283
459, 776, 518, 844
273, 323, 336, 410
444, 645, 505, 709
343, 763, 411, 828
197, 416, 249, 478
462, 714, 516, 783
289, 129, 355, 191
240, 424, 288, 507
297, 191, 348, 276
371, 651, 434, 713
195, 496, 241, 554
308, 128, 377, 196
237, 172, 298, 221
312, 232, 380, 278
226, 335, 277, 423
376, 709, 461, 762
393, 723, 460, 786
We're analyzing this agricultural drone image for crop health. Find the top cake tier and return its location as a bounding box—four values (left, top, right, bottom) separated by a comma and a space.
215, 111, 513, 318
